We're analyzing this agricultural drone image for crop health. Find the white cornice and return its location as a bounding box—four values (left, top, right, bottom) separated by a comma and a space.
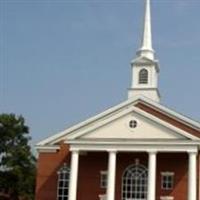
35, 145, 60, 153
69, 143, 199, 154
66, 139, 200, 146
131, 56, 160, 72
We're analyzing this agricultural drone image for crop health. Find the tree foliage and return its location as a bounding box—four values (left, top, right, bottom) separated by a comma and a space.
0, 113, 36, 200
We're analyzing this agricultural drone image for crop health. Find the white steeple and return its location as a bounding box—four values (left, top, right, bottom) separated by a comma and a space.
128, 0, 160, 102
137, 0, 154, 60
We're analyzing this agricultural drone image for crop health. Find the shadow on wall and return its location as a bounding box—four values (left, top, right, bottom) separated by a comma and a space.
156, 153, 188, 199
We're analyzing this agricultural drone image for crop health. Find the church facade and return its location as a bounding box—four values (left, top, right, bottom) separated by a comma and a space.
35, 1, 200, 200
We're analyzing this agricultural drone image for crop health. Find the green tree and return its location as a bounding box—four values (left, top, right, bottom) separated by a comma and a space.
0, 114, 36, 200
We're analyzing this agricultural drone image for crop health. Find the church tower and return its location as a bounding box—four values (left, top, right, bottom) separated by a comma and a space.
128, 0, 160, 102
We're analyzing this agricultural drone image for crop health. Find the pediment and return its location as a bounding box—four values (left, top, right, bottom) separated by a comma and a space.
68, 106, 196, 141
36, 96, 200, 147
81, 112, 185, 140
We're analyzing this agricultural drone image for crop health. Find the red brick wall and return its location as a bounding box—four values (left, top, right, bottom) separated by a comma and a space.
116, 153, 187, 200
156, 153, 188, 200
36, 147, 194, 200
77, 152, 108, 200
35, 144, 71, 200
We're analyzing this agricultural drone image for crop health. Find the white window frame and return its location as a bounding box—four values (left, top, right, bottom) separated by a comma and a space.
139, 68, 148, 84
161, 172, 174, 190
100, 171, 108, 189
122, 164, 148, 200
57, 163, 70, 200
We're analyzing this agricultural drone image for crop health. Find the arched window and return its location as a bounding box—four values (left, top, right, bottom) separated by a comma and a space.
122, 164, 148, 200
57, 163, 70, 200
139, 69, 148, 84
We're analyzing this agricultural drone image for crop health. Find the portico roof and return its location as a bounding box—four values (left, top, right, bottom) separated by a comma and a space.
36, 95, 200, 150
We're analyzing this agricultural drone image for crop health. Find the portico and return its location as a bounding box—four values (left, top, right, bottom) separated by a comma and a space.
68, 142, 198, 200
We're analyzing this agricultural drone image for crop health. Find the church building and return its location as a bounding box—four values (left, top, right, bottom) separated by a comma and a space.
35, 1, 200, 200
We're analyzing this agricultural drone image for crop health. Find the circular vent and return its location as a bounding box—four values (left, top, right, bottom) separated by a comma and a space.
129, 120, 137, 128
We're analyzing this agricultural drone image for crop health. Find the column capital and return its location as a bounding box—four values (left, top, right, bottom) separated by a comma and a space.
107, 149, 118, 154
72, 149, 79, 153
187, 151, 198, 156
147, 150, 157, 155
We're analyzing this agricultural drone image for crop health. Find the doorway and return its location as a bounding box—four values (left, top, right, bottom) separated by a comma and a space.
122, 164, 148, 200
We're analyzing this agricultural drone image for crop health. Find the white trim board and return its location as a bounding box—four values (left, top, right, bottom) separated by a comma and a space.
69, 143, 198, 153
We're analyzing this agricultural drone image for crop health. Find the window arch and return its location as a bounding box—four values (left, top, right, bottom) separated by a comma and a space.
122, 164, 148, 200
139, 69, 148, 84
57, 163, 70, 200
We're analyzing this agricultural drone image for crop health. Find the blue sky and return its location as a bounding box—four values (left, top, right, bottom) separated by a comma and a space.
1, 0, 200, 149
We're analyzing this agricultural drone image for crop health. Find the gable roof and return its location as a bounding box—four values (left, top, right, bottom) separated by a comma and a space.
135, 98, 200, 137
36, 95, 200, 147
68, 106, 198, 141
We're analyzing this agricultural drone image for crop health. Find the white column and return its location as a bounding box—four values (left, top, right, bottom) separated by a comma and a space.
68, 150, 79, 200
106, 151, 117, 200
147, 151, 157, 200
188, 152, 197, 200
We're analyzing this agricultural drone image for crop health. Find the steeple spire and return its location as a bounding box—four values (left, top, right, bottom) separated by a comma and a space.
137, 0, 154, 60
128, 0, 160, 102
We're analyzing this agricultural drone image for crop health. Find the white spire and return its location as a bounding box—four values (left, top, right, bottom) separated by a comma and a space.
137, 0, 154, 60
128, 0, 160, 102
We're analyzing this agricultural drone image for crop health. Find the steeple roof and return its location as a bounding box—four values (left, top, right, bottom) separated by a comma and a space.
137, 0, 154, 60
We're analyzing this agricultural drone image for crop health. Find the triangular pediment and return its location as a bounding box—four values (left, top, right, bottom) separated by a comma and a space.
69, 106, 195, 141
81, 111, 185, 140
36, 96, 200, 147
